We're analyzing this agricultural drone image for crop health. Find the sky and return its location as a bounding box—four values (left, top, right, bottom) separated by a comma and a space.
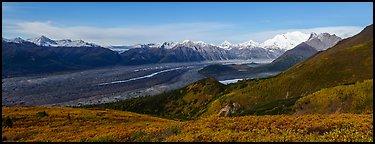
2, 2, 373, 46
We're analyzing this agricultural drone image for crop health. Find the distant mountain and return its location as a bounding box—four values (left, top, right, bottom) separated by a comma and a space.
106, 46, 133, 53
27, 35, 100, 47
305, 33, 342, 51
263, 42, 318, 72
2, 37, 122, 77
119, 40, 286, 64
218, 31, 310, 50
198, 32, 342, 78
260, 31, 310, 50
115, 31, 316, 64
260, 32, 342, 72
0, 31, 342, 77
120, 45, 207, 65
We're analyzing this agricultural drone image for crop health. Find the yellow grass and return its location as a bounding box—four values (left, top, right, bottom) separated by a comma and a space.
2, 106, 373, 142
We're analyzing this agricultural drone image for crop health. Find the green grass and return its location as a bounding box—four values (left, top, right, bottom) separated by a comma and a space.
293, 79, 373, 115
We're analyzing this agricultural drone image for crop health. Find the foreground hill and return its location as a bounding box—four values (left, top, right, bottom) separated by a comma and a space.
85, 78, 226, 120
2, 106, 372, 142
294, 79, 373, 115
2, 106, 180, 142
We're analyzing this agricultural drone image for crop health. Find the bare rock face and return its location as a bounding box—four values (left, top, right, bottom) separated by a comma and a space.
218, 102, 241, 116
305, 32, 342, 51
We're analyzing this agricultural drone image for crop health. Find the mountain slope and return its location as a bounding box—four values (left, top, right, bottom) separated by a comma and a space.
261, 42, 318, 72
257, 33, 342, 72
293, 79, 373, 115
2, 39, 122, 77
27, 35, 100, 47
305, 33, 342, 51
85, 78, 226, 120
118, 37, 291, 64
260, 31, 310, 50
2, 41, 76, 77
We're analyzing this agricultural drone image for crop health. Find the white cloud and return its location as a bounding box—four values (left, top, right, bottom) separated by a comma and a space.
3, 20, 366, 46
4, 21, 233, 46
229, 26, 364, 43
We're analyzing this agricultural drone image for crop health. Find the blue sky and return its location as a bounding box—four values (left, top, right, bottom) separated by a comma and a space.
2, 2, 373, 46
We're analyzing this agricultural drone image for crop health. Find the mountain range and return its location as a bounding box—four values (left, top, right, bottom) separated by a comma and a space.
1, 31, 341, 77
199, 32, 342, 78
2, 38, 122, 77
112, 31, 313, 63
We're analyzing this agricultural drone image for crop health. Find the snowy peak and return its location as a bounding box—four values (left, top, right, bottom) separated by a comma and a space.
160, 41, 177, 49
145, 43, 161, 48
219, 40, 232, 49
28, 35, 57, 46
55, 39, 100, 47
261, 31, 310, 50
305, 33, 342, 51
177, 40, 210, 48
128, 43, 162, 49
26, 35, 100, 47
237, 40, 261, 49
3, 37, 28, 43
308, 32, 318, 40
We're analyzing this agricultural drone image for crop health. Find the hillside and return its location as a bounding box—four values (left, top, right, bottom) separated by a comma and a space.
84, 78, 226, 120
205, 24, 373, 116
293, 79, 373, 115
1, 106, 180, 142
2, 106, 372, 142
261, 42, 318, 72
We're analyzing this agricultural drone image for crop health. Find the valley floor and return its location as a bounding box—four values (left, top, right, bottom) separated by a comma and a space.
2, 106, 372, 142
2, 60, 274, 107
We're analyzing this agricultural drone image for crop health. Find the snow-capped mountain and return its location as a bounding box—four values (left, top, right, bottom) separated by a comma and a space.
117, 31, 341, 64
260, 31, 310, 50
236, 40, 262, 49
215, 32, 310, 51
219, 41, 232, 50
175, 40, 213, 48
109, 31, 314, 54
219, 40, 262, 50
27, 35, 58, 46
3, 37, 26, 44
26, 35, 100, 47
160, 41, 177, 49
305, 33, 342, 51
264, 32, 342, 72
3, 31, 342, 67
173, 40, 231, 60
